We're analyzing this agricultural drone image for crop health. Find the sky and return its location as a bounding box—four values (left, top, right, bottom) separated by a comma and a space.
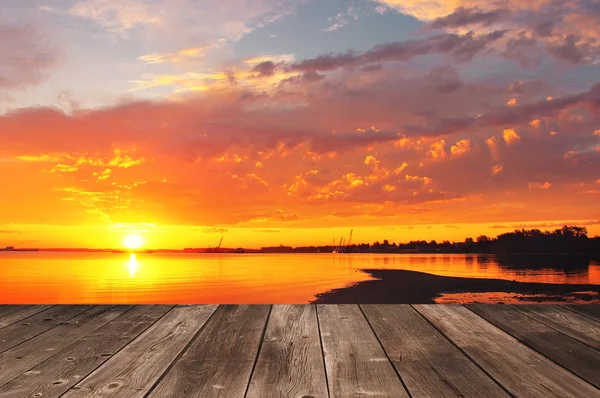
1, 0, 599, 249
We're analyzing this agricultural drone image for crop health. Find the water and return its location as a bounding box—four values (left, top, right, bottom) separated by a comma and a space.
0, 252, 599, 304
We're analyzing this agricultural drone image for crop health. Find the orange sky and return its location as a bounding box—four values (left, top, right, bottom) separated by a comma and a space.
1, 0, 599, 249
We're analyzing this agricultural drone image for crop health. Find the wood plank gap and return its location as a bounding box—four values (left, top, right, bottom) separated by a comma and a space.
141, 305, 221, 398
63, 305, 218, 397
242, 305, 273, 398
560, 305, 600, 322
0, 305, 56, 330
358, 304, 413, 398
0, 305, 95, 355
317, 305, 410, 397
510, 306, 600, 353
148, 305, 271, 397
314, 304, 331, 398
6, 306, 126, 388
410, 305, 515, 398
466, 305, 600, 389
0, 305, 130, 388
0, 305, 172, 398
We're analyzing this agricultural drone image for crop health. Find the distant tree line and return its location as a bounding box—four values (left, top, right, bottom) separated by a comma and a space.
261, 225, 600, 255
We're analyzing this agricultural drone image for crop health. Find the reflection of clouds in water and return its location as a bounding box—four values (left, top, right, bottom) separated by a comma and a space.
128, 253, 138, 277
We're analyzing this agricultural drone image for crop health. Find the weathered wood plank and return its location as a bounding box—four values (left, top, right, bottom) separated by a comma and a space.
0, 306, 130, 387
63, 305, 217, 398
564, 305, 600, 321
362, 304, 508, 398
149, 305, 271, 398
317, 304, 410, 397
246, 305, 328, 398
467, 304, 600, 388
0, 305, 54, 329
0, 305, 92, 354
416, 305, 599, 398
512, 305, 600, 350
0, 305, 173, 398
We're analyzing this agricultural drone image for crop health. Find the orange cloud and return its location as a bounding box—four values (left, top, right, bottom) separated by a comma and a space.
528, 181, 552, 189
507, 98, 517, 106
428, 140, 448, 160
503, 128, 521, 145
485, 136, 499, 160
492, 164, 503, 175
529, 119, 541, 128
450, 139, 471, 157
138, 45, 219, 65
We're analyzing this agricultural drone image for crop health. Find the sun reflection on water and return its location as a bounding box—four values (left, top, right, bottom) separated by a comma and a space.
127, 253, 138, 277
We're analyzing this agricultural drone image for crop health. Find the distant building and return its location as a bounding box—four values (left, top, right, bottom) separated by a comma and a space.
1, 246, 15, 251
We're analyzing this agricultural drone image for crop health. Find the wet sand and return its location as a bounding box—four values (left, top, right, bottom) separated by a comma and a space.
312, 269, 600, 304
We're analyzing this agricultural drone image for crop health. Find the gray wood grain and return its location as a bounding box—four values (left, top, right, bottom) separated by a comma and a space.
416, 305, 599, 398
564, 305, 600, 321
0, 306, 130, 387
512, 305, 600, 350
0, 305, 54, 329
317, 304, 410, 397
468, 304, 600, 388
149, 305, 271, 398
62, 305, 217, 398
361, 304, 508, 398
0, 305, 172, 398
0, 305, 92, 354
246, 305, 328, 398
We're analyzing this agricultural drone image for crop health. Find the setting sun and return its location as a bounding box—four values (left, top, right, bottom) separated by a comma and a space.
123, 234, 144, 250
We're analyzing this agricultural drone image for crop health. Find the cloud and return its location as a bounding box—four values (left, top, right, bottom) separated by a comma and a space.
427, 7, 508, 29
407, 83, 600, 137
503, 128, 521, 145
202, 227, 228, 234
138, 45, 218, 65
0, 24, 59, 90
69, 0, 164, 33
547, 34, 588, 64
534, 19, 560, 37
252, 61, 278, 77
450, 139, 471, 157
1, 28, 599, 230
289, 30, 507, 73
68, 0, 296, 42
378, 1, 600, 66
528, 181, 552, 189
501, 32, 542, 67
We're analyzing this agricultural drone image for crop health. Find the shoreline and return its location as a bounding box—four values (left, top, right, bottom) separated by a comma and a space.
311, 269, 600, 304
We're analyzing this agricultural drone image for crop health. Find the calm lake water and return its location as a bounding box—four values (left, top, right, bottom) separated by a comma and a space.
0, 252, 599, 304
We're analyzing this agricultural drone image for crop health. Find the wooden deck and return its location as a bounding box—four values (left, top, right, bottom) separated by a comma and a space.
0, 305, 599, 397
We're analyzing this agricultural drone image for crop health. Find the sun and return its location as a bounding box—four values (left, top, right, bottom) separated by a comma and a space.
123, 234, 144, 250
